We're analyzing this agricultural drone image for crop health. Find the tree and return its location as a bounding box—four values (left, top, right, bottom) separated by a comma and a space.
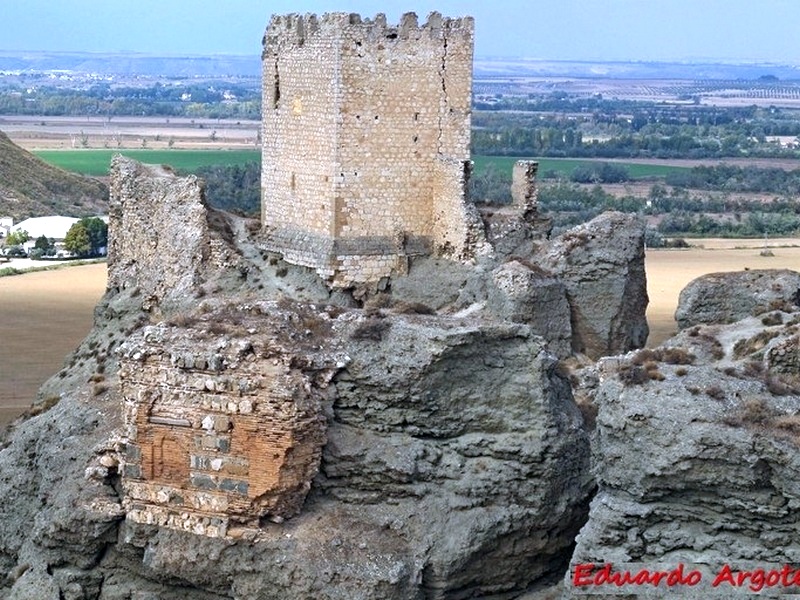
63, 222, 91, 257
78, 217, 108, 255
34, 235, 51, 251
4, 229, 29, 247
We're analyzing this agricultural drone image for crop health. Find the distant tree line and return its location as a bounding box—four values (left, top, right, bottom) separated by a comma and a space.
469, 167, 800, 237
665, 164, 800, 194
0, 83, 261, 119
471, 98, 800, 159
191, 162, 261, 217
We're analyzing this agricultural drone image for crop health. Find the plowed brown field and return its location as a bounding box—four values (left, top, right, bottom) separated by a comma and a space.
0, 263, 106, 424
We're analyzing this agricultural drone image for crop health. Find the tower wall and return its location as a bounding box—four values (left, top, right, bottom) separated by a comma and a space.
261, 12, 477, 287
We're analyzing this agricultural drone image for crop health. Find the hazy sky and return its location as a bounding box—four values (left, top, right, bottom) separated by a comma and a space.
2, 0, 799, 63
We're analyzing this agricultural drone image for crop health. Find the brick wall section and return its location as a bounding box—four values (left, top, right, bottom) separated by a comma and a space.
118, 308, 342, 537
107, 156, 209, 308
261, 12, 480, 287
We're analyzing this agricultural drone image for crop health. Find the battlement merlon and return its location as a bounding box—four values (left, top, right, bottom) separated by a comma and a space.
262, 12, 474, 56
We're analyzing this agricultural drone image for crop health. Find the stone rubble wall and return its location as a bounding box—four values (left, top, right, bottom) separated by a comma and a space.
431, 158, 489, 259
107, 156, 209, 309
117, 308, 341, 537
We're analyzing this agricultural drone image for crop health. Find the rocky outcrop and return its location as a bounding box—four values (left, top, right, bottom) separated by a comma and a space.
322, 316, 593, 597
675, 268, 800, 330
567, 303, 800, 596
487, 260, 572, 358
0, 156, 660, 598
0, 302, 593, 599
535, 211, 649, 359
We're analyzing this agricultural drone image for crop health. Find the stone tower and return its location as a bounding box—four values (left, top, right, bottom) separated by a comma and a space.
261, 12, 479, 288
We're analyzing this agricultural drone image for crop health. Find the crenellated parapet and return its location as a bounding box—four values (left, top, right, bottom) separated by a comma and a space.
263, 11, 473, 55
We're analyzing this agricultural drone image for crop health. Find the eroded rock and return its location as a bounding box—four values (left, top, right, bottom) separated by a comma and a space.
567, 309, 800, 597
675, 268, 800, 330
536, 211, 649, 359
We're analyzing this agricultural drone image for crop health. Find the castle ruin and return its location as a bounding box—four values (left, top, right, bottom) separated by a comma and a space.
261, 12, 481, 287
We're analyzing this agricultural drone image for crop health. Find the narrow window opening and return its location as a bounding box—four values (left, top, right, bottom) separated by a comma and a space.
273, 63, 281, 110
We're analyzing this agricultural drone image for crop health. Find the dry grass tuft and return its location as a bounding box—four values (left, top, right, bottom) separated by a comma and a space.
761, 312, 784, 327
351, 318, 392, 341
742, 360, 765, 378
392, 300, 436, 315
724, 398, 773, 427
30, 395, 61, 417
92, 382, 110, 397
733, 330, 780, 359
364, 294, 392, 310
575, 394, 598, 430
773, 415, 800, 435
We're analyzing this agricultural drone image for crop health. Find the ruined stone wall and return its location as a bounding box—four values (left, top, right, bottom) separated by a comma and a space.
511, 161, 538, 213
118, 308, 341, 537
431, 158, 487, 259
108, 156, 209, 308
261, 12, 476, 287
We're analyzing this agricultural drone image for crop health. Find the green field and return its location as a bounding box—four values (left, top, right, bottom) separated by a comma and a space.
472, 156, 689, 179
33, 149, 261, 176
34, 149, 689, 180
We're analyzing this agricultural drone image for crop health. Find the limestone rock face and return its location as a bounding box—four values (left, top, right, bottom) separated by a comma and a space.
536, 211, 649, 359
0, 306, 593, 599
327, 317, 592, 592
487, 260, 572, 358
567, 309, 800, 596
675, 268, 800, 330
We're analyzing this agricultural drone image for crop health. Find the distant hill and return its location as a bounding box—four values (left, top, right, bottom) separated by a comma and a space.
0, 51, 260, 78
3, 51, 798, 81
0, 131, 108, 221
473, 58, 800, 80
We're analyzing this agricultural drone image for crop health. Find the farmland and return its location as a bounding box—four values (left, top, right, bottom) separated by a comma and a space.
31, 147, 687, 180
32, 148, 260, 176
472, 155, 690, 179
